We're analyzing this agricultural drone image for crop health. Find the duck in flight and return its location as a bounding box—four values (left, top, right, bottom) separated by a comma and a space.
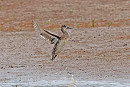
33, 21, 72, 60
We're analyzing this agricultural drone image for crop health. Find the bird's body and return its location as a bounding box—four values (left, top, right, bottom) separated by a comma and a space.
33, 21, 72, 60
52, 36, 69, 60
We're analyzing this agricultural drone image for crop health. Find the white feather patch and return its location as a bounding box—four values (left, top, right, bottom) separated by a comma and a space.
40, 35, 45, 39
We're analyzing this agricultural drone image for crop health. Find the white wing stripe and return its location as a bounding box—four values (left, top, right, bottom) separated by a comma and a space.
40, 35, 45, 39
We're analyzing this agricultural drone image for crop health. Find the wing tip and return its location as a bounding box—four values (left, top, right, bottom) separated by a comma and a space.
51, 55, 57, 61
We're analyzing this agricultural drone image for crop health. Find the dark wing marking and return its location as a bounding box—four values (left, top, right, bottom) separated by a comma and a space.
33, 21, 60, 43
51, 40, 59, 60
42, 29, 61, 39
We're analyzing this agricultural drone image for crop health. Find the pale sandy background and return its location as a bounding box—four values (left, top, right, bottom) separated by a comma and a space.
0, 0, 130, 87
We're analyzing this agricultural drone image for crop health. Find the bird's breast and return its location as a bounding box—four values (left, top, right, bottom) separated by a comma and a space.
59, 38, 68, 47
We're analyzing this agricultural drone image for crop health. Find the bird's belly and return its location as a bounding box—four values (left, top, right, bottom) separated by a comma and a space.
55, 40, 68, 54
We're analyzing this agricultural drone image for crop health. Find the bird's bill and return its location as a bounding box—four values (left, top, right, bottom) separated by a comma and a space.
66, 26, 72, 29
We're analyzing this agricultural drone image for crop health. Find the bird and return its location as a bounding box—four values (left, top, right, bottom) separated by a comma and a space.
33, 21, 72, 60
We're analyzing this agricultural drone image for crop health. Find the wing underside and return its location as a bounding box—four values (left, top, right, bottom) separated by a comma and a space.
33, 21, 60, 44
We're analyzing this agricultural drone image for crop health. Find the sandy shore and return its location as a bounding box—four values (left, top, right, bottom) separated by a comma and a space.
0, 0, 130, 86
0, 27, 130, 87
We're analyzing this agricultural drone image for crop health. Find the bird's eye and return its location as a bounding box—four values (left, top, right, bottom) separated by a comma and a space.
62, 25, 66, 27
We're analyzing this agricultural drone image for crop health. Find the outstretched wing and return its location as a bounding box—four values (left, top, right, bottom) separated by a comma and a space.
33, 21, 60, 44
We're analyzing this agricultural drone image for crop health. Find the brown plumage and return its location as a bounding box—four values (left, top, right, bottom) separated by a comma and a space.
33, 21, 72, 60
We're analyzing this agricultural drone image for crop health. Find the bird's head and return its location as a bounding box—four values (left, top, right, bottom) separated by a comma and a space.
61, 25, 72, 35
61, 25, 72, 30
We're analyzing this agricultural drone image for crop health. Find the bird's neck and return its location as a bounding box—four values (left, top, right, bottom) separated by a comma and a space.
61, 28, 69, 37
